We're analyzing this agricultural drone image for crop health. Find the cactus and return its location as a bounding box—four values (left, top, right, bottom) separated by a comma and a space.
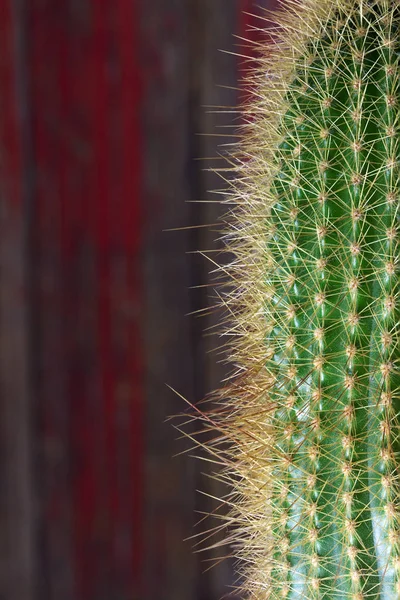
182, 0, 400, 598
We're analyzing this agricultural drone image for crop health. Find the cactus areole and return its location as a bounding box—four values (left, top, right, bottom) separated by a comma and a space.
186, 0, 400, 598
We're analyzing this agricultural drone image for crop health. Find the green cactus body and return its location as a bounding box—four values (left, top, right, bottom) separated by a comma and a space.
267, 4, 400, 598
184, 0, 400, 598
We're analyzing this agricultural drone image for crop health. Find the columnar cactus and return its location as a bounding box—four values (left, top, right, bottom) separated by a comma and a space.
185, 0, 400, 598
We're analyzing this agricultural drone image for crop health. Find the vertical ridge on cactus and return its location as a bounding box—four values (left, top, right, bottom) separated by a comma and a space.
179, 0, 400, 598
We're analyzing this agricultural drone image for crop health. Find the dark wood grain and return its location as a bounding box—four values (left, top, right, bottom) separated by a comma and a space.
0, 1, 272, 599
0, 3, 33, 600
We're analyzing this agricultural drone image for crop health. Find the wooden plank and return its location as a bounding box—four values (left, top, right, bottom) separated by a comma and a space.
28, 2, 144, 598
140, 1, 199, 598
0, 2, 34, 600
0, 2, 275, 600
113, 0, 144, 594
140, 1, 244, 599
28, 4, 75, 598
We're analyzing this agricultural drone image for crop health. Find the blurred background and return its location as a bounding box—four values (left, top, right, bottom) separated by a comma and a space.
0, 1, 274, 599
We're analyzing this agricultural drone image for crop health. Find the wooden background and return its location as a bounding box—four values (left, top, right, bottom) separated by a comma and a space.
0, 1, 272, 599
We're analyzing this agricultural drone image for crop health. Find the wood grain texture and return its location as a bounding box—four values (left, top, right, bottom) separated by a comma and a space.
0, 3, 33, 600
27, 2, 143, 598
0, 1, 272, 599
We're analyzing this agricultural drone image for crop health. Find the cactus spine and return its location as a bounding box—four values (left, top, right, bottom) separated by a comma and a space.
184, 0, 400, 598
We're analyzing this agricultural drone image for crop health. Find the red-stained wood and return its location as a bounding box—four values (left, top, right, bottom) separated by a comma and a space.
29, 4, 76, 599
28, 1, 143, 598
114, 0, 143, 590
0, 1, 23, 207
0, 1, 270, 598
